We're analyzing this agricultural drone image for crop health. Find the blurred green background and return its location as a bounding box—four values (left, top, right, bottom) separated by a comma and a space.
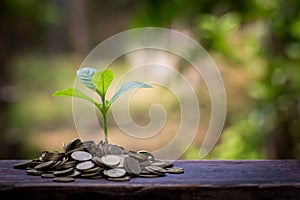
1, 0, 300, 160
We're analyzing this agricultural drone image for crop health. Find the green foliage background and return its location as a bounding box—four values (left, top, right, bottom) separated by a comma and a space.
1, 0, 300, 159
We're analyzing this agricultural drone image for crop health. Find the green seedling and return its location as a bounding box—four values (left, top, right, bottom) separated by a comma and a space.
53, 67, 153, 143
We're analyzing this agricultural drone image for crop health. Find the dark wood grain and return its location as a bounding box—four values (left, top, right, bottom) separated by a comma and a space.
1, 160, 300, 200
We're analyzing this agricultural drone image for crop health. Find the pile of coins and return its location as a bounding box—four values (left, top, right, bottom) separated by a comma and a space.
14, 139, 184, 182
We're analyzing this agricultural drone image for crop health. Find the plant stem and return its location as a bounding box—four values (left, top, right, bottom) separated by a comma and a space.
101, 96, 108, 143
103, 111, 108, 143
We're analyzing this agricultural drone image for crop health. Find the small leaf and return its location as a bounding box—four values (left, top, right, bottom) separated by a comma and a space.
110, 81, 153, 103
92, 69, 114, 97
53, 88, 97, 105
76, 67, 97, 91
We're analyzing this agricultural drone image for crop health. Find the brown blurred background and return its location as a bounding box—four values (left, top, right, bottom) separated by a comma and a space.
1, 0, 300, 160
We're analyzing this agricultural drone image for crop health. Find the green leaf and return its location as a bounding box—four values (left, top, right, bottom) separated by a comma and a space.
76, 67, 97, 91
92, 69, 114, 97
110, 81, 153, 103
53, 88, 97, 105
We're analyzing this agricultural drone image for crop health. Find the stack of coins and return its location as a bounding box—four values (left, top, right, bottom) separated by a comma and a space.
14, 138, 184, 182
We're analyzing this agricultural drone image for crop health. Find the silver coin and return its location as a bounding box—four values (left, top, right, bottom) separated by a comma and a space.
101, 155, 121, 167
53, 177, 75, 182
56, 160, 76, 170
151, 159, 174, 168
54, 167, 74, 176
76, 161, 95, 171
83, 166, 101, 173
107, 176, 131, 181
41, 173, 55, 178
166, 167, 184, 174
124, 157, 141, 176
145, 166, 165, 176
65, 138, 82, 152
92, 156, 106, 167
15, 138, 185, 182
26, 169, 43, 176
71, 151, 92, 161
90, 175, 103, 179
149, 165, 167, 173
139, 174, 159, 178
108, 144, 125, 155
34, 160, 55, 170
14, 160, 34, 169
137, 150, 155, 161
80, 171, 101, 178
67, 169, 81, 178
106, 168, 126, 178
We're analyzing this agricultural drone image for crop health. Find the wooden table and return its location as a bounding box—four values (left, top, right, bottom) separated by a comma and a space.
1, 160, 300, 200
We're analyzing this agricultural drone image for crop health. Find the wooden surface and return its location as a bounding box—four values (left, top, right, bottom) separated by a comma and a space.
1, 160, 300, 200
